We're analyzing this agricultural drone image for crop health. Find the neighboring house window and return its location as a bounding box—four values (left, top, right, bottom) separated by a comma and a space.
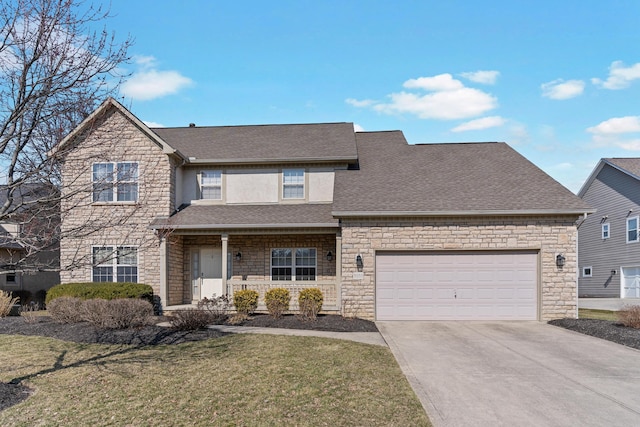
271, 248, 316, 280
282, 169, 304, 199
627, 216, 639, 243
6, 274, 16, 284
200, 170, 222, 200
583, 267, 592, 278
92, 162, 139, 202
602, 223, 610, 239
92, 246, 138, 282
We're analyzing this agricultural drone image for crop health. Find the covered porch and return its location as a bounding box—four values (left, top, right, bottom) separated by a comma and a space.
152, 204, 342, 312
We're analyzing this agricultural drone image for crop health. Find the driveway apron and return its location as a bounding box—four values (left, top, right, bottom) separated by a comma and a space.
377, 321, 640, 427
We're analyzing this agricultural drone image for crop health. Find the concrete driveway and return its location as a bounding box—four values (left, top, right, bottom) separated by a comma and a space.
377, 322, 640, 427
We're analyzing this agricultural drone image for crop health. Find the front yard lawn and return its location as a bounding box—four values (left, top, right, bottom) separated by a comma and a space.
0, 333, 430, 426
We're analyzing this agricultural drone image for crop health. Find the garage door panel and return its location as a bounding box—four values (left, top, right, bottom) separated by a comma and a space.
376, 252, 538, 320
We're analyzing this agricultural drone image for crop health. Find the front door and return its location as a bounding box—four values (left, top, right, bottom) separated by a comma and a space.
622, 267, 640, 298
192, 247, 223, 300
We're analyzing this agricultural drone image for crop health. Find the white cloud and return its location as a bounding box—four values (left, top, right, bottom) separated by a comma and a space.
587, 116, 640, 134
403, 74, 464, 91
451, 116, 505, 132
592, 61, 640, 90
353, 123, 365, 132
551, 162, 573, 171
120, 55, 193, 101
459, 70, 500, 85
541, 79, 585, 100
143, 121, 165, 128
345, 98, 375, 107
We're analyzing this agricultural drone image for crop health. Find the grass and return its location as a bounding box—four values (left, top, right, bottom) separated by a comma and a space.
578, 308, 618, 321
0, 333, 431, 426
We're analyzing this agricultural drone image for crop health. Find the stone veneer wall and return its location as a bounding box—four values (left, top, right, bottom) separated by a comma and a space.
59, 107, 175, 299
340, 216, 579, 321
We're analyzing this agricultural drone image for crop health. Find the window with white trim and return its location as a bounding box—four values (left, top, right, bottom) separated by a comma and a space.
582, 266, 592, 277
627, 216, 639, 243
92, 162, 138, 202
282, 169, 304, 199
602, 223, 610, 239
271, 248, 316, 280
93, 246, 138, 282
200, 170, 222, 200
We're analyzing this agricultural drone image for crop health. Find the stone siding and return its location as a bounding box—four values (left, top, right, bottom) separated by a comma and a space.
340, 216, 579, 321
59, 107, 174, 298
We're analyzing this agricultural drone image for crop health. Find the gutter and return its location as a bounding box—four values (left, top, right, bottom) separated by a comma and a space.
149, 222, 340, 230
331, 208, 597, 217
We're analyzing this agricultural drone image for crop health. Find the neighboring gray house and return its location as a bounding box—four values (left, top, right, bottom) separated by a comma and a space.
56, 98, 591, 321
578, 158, 640, 298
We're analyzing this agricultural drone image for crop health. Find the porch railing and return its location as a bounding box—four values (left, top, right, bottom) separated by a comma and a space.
227, 280, 339, 311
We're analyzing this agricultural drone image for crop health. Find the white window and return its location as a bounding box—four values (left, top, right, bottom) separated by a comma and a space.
92, 162, 138, 202
271, 248, 316, 281
200, 170, 222, 200
627, 216, 639, 243
583, 266, 592, 277
283, 169, 304, 199
602, 223, 610, 239
93, 246, 138, 283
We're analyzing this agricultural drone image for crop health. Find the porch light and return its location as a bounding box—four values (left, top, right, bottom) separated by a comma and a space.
611, 269, 617, 275
555, 254, 565, 268
235, 252, 242, 261
356, 254, 363, 271
326, 251, 333, 261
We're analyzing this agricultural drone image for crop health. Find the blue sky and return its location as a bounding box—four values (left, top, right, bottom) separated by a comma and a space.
106, 0, 640, 193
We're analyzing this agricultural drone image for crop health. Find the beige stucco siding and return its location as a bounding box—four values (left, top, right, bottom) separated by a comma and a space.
59, 107, 174, 297
340, 216, 578, 321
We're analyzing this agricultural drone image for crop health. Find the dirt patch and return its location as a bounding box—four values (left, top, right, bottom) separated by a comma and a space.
549, 318, 640, 350
0, 382, 32, 411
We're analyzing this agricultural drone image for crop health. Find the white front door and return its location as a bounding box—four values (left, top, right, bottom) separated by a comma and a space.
192, 247, 223, 300
622, 267, 640, 298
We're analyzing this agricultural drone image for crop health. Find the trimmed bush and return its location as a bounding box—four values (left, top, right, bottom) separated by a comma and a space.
0, 290, 20, 318
233, 289, 259, 315
198, 294, 231, 324
46, 282, 154, 304
48, 297, 84, 323
298, 288, 323, 320
618, 305, 640, 329
170, 309, 214, 331
264, 288, 290, 318
81, 298, 153, 329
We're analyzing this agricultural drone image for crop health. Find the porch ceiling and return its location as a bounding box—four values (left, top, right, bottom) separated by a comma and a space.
150, 203, 339, 231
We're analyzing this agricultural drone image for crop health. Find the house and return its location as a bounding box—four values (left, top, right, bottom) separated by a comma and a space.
0, 185, 60, 298
578, 158, 640, 299
55, 98, 591, 321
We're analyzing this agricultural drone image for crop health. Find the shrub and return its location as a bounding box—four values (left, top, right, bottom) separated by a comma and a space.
81, 298, 153, 329
20, 302, 43, 323
11, 290, 32, 305
198, 294, 231, 324
233, 289, 259, 314
46, 282, 154, 304
298, 288, 323, 320
170, 309, 214, 331
0, 290, 20, 318
618, 305, 640, 329
264, 288, 290, 318
48, 297, 83, 323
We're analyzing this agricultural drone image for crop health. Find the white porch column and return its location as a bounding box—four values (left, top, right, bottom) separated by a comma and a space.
159, 234, 169, 308
336, 232, 342, 311
221, 234, 228, 295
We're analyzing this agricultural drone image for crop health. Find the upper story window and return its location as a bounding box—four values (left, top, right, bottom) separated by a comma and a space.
92, 162, 138, 202
93, 246, 138, 283
200, 170, 222, 200
602, 223, 610, 239
271, 248, 316, 281
628, 216, 639, 243
282, 169, 304, 199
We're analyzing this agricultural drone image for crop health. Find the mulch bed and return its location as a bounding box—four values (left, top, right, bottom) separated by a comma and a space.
549, 318, 640, 350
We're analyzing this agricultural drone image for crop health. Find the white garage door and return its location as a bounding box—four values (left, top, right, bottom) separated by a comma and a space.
376, 251, 538, 320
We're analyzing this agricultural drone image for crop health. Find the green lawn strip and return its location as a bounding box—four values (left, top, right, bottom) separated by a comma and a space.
0, 334, 430, 426
578, 308, 618, 321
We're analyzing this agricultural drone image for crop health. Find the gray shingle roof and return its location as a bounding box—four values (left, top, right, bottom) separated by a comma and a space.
151, 203, 338, 229
605, 158, 640, 179
151, 123, 358, 164
333, 132, 592, 216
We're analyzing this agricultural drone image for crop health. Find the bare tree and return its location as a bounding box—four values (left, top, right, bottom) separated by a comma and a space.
0, 0, 132, 272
